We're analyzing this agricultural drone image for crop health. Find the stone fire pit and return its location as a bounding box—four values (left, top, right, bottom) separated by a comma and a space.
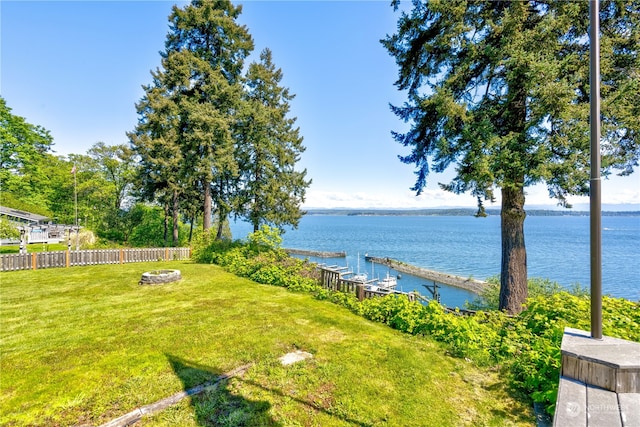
139, 269, 181, 285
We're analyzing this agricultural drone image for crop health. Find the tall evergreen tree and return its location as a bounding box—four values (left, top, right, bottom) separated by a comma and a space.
238, 48, 310, 232
129, 76, 185, 246
130, 0, 253, 238
164, 0, 253, 235
383, 0, 639, 313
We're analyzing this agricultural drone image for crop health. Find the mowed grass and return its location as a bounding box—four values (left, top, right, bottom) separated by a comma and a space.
0, 243, 70, 254
0, 262, 534, 426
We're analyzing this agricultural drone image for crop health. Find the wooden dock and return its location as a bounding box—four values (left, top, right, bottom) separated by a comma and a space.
318, 265, 416, 302
285, 248, 346, 258
553, 327, 640, 427
364, 255, 487, 294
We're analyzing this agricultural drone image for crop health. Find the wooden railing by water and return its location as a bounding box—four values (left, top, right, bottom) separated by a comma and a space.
364, 255, 487, 294
0, 247, 191, 272
318, 265, 417, 302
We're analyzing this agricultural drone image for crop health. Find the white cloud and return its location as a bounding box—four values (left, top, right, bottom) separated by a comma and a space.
542, 175, 640, 207
303, 189, 480, 209
303, 174, 640, 210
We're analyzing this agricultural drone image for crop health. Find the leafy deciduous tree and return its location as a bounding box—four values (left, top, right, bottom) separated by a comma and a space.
86, 142, 137, 211
0, 96, 54, 196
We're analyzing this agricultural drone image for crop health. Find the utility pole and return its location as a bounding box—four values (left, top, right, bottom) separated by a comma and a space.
72, 164, 79, 251
589, 0, 603, 340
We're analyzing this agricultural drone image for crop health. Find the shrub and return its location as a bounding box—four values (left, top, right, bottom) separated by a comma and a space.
466, 275, 589, 310
192, 227, 320, 293
247, 224, 283, 251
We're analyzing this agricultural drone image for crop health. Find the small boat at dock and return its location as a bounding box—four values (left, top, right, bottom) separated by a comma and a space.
377, 272, 398, 290
368, 256, 398, 290
350, 252, 368, 283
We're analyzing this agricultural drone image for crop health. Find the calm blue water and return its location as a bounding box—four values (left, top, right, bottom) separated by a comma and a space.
230, 215, 640, 307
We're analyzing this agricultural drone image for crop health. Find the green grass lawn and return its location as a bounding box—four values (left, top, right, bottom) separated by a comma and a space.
0, 243, 70, 254
0, 262, 534, 426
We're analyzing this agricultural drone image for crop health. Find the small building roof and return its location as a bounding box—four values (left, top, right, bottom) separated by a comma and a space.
0, 205, 50, 223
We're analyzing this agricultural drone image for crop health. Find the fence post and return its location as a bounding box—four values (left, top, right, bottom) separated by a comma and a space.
120, 248, 124, 265
357, 284, 365, 301
66, 250, 70, 268
32, 252, 37, 270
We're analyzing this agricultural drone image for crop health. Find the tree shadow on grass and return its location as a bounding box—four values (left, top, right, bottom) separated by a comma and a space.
166, 354, 280, 427
238, 378, 374, 427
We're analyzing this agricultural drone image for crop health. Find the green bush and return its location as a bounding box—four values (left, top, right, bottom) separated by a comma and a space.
190, 230, 239, 264
191, 226, 320, 293
466, 275, 589, 310
0, 217, 20, 240
247, 224, 283, 250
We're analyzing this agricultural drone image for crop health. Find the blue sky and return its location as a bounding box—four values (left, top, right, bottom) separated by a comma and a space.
2, 1, 639, 210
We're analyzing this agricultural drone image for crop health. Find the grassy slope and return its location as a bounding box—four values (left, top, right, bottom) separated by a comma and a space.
0, 262, 533, 426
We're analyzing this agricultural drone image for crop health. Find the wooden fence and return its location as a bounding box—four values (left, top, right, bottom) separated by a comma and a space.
0, 247, 191, 272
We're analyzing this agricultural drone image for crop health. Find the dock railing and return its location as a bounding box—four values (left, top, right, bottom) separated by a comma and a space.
318, 265, 417, 302
0, 247, 191, 272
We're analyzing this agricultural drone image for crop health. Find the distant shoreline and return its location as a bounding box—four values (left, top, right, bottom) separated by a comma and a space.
304, 208, 640, 217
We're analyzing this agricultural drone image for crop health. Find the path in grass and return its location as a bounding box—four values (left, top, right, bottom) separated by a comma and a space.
0, 262, 534, 426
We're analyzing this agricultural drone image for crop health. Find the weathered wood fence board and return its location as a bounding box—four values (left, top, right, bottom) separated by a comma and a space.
0, 248, 191, 272
0, 253, 32, 271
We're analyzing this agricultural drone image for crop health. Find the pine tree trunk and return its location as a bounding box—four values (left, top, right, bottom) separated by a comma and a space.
216, 210, 226, 240
251, 198, 259, 232
172, 189, 179, 246
203, 182, 212, 230
499, 185, 528, 314
163, 202, 169, 245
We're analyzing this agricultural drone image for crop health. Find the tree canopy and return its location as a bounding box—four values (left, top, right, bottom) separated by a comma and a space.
0, 96, 54, 194
130, 0, 309, 240
383, 0, 639, 313
238, 48, 310, 232
3, 1, 310, 248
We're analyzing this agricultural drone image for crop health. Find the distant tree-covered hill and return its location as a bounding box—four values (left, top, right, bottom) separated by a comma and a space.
304, 208, 639, 217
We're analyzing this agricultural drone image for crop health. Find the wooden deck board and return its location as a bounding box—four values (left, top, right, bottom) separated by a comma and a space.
554, 377, 640, 427
618, 393, 640, 427
561, 328, 640, 393
586, 385, 622, 427
554, 377, 587, 427
555, 328, 640, 427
